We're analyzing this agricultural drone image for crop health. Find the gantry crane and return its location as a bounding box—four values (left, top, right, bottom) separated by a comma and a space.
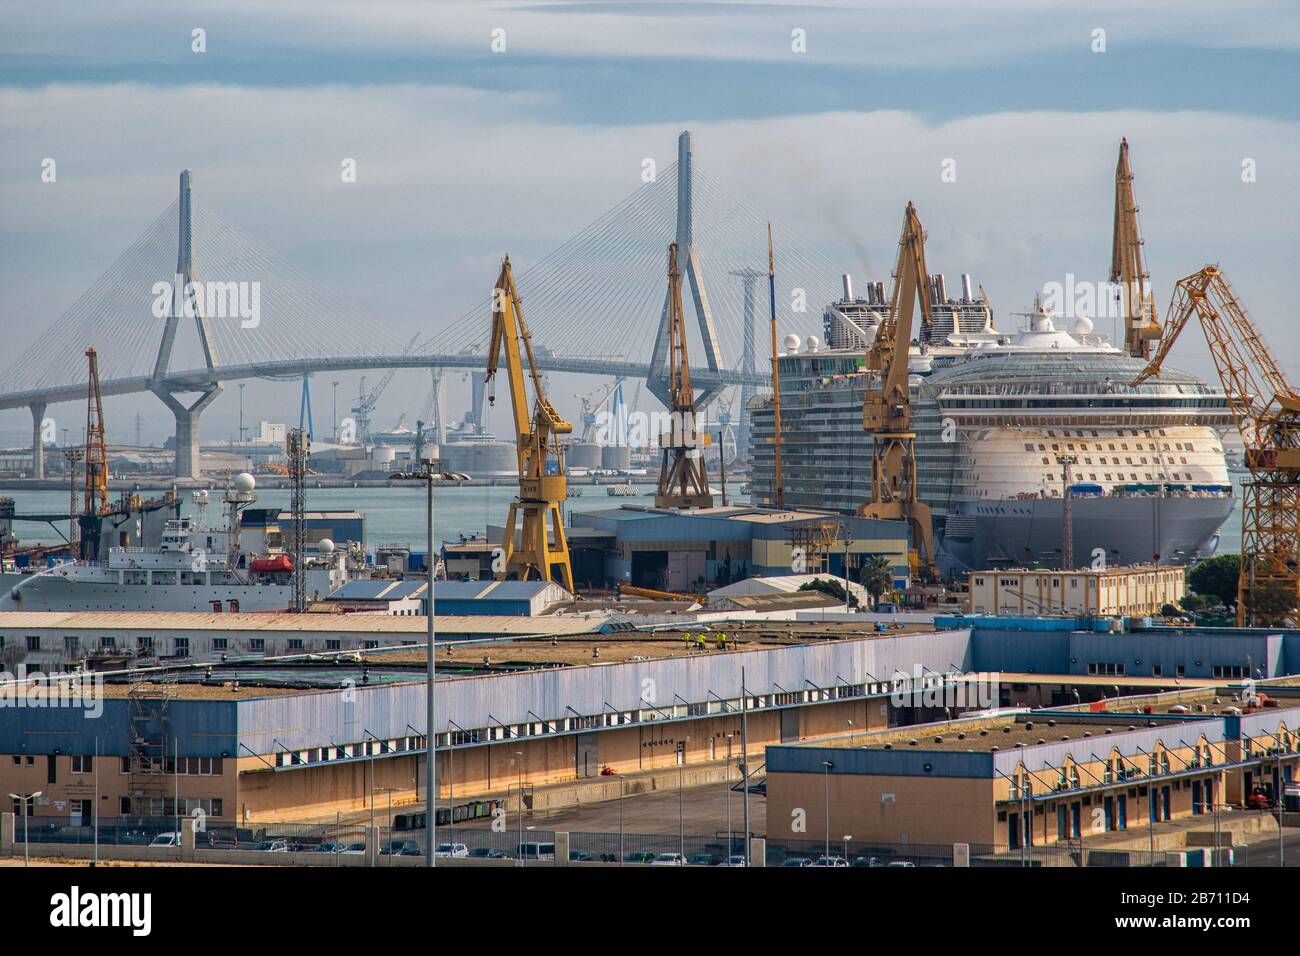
858, 203, 935, 575
83, 347, 110, 522
485, 256, 575, 591
1112, 138, 1163, 360
1132, 266, 1300, 626
350, 332, 420, 443
655, 243, 713, 509
576, 380, 621, 443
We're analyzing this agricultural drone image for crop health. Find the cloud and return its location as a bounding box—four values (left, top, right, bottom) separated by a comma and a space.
0, 79, 1296, 439
3, 0, 1298, 69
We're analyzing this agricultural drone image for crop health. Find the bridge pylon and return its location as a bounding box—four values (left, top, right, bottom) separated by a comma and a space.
647, 131, 725, 414
149, 169, 223, 479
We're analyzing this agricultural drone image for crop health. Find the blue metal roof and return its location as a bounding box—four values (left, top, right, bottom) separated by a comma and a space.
434, 580, 556, 600
329, 579, 427, 601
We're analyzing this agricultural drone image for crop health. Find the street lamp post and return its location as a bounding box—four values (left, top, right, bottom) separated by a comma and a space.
678, 761, 685, 859
515, 752, 525, 867
391, 461, 468, 869
741, 667, 751, 867
7, 791, 41, 867
822, 761, 833, 861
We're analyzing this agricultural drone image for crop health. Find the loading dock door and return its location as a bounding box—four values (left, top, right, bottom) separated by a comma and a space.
780, 708, 799, 743
576, 733, 599, 778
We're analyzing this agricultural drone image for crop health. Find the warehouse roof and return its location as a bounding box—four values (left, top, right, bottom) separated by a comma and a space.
0, 610, 610, 636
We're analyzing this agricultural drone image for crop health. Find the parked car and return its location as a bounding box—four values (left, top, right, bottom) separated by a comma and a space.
254, 839, 289, 852
779, 857, 813, 868
340, 842, 368, 855
851, 856, 882, 868
516, 841, 556, 861
650, 853, 687, 867
886, 860, 916, 868
623, 851, 656, 864
149, 832, 181, 847
687, 853, 720, 867
814, 856, 848, 868
569, 850, 594, 861
380, 840, 420, 856
468, 847, 508, 859
433, 843, 469, 858
718, 855, 748, 867
316, 842, 347, 854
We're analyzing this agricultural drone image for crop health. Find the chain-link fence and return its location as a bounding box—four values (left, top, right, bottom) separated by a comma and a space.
5, 815, 1252, 867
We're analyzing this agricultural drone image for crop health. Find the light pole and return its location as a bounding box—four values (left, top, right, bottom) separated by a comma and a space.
725, 733, 735, 858
515, 751, 525, 867
8, 791, 41, 867
741, 667, 751, 867
332, 381, 340, 443
391, 460, 467, 868
840, 523, 853, 613
237, 383, 245, 443
377, 787, 398, 865
619, 776, 625, 867
678, 759, 685, 859
822, 761, 833, 861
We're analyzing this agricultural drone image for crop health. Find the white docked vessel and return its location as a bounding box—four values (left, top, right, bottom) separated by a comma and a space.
747, 278, 1236, 573
2, 474, 359, 612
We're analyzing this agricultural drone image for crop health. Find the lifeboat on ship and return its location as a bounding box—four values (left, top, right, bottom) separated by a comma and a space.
249, 554, 293, 573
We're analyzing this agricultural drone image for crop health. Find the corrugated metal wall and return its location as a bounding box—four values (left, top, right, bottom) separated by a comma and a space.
236, 628, 973, 751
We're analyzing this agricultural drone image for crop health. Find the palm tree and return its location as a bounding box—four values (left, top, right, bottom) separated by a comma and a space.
858, 556, 893, 610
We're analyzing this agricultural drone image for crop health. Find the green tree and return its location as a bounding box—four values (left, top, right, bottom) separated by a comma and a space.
798, 577, 858, 608
857, 555, 894, 610
1187, 553, 1240, 608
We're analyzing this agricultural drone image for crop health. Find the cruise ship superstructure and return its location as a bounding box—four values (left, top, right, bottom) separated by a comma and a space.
747, 277, 1236, 573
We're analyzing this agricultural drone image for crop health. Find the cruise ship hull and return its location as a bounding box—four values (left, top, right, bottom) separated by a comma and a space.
940, 495, 1235, 574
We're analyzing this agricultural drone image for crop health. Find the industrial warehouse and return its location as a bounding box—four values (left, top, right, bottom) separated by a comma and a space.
3, 618, 1299, 849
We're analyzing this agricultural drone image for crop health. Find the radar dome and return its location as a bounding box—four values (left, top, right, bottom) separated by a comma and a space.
1072, 316, 1094, 335
317, 538, 336, 554
784, 334, 801, 353
233, 473, 256, 493
806, 335, 820, 352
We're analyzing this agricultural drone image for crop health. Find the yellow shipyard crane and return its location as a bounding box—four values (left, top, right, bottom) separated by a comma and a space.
655, 242, 714, 509
1112, 138, 1163, 360
485, 256, 575, 591
858, 202, 935, 575
1132, 266, 1300, 626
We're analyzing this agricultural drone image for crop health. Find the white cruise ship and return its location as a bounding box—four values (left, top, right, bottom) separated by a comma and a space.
746, 279, 1236, 574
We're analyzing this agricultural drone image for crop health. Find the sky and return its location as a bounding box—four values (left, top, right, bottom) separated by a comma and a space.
1, 0, 1298, 446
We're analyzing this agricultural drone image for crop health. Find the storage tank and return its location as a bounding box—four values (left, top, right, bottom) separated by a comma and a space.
601, 445, 632, 471
568, 442, 603, 470
441, 440, 517, 477
370, 445, 397, 465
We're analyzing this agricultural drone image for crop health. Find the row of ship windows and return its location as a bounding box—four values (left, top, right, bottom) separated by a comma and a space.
1037, 456, 1193, 468
1025, 441, 1196, 453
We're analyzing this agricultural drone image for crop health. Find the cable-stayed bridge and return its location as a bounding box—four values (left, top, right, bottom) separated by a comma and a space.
0, 132, 846, 477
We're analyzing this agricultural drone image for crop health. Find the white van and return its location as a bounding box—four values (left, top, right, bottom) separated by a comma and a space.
516, 841, 556, 861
